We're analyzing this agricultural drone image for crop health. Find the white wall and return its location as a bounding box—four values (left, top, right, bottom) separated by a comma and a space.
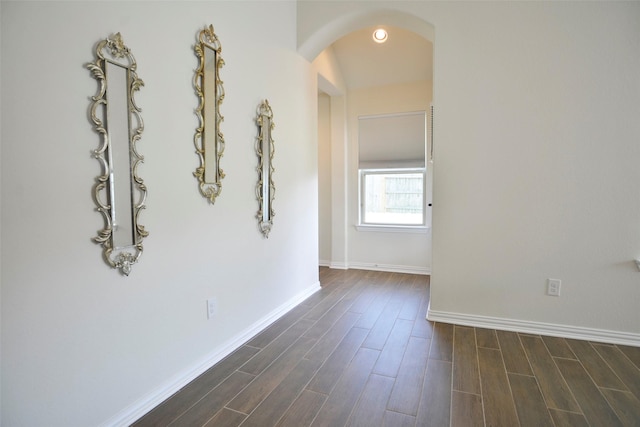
318, 93, 332, 265
347, 81, 432, 273
0, 3, 3, 419
314, 46, 347, 96
313, 49, 349, 270
1, 1, 319, 425
298, 1, 640, 342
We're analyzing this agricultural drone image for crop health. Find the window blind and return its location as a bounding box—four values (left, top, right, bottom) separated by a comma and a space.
358, 111, 426, 169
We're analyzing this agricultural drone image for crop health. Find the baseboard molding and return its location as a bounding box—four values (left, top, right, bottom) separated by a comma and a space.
329, 261, 349, 270
319, 259, 331, 267
348, 261, 430, 276
427, 305, 640, 347
101, 281, 322, 427
324, 261, 430, 276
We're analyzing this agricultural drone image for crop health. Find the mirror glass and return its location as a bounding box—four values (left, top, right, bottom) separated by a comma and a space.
194, 25, 225, 203
87, 33, 147, 276
261, 116, 271, 222
105, 60, 135, 249
256, 100, 275, 237
203, 45, 218, 183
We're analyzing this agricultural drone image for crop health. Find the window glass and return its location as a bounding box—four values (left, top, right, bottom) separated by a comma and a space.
361, 170, 425, 226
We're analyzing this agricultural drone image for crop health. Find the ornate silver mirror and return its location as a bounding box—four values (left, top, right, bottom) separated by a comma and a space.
194, 25, 225, 203
255, 100, 275, 237
87, 33, 148, 276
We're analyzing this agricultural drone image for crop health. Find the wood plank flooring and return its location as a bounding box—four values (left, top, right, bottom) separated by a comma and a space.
133, 268, 640, 427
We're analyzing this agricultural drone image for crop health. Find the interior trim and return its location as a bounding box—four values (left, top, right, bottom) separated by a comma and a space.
355, 224, 429, 234
427, 306, 640, 347
348, 262, 430, 276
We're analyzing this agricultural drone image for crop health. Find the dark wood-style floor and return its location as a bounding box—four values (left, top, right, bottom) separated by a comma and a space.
134, 268, 640, 427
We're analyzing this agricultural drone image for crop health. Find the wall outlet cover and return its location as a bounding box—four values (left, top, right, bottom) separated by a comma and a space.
207, 298, 217, 319
547, 278, 561, 296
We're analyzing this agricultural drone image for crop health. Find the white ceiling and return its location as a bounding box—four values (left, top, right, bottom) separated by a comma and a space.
330, 25, 433, 90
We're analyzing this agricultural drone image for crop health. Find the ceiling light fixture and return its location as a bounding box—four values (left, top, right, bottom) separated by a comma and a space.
372, 28, 388, 44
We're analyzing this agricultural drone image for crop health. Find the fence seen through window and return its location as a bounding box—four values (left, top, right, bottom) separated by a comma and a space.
362, 171, 424, 225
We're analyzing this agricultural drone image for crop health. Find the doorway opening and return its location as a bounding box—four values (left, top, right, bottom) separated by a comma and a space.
311, 14, 435, 275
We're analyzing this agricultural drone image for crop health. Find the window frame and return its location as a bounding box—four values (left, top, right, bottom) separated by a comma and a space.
357, 167, 428, 232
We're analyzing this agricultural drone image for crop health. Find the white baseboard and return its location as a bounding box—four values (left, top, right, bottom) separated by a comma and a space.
427, 305, 640, 347
323, 261, 430, 275
319, 259, 331, 267
348, 261, 430, 276
329, 261, 349, 270
101, 281, 322, 427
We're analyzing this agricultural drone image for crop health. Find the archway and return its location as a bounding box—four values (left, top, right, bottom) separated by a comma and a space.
298, 8, 434, 62
305, 8, 435, 275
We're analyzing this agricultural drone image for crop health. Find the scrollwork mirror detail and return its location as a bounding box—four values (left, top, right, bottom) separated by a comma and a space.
255, 100, 275, 238
194, 24, 225, 203
87, 33, 148, 276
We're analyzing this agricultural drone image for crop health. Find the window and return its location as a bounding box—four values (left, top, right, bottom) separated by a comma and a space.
358, 111, 427, 229
360, 169, 425, 226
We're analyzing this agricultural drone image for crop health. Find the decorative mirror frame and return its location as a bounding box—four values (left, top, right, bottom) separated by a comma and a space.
255, 100, 275, 237
87, 33, 148, 276
193, 24, 225, 203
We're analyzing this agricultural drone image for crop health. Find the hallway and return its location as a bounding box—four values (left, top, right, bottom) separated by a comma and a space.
134, 268, 640, 426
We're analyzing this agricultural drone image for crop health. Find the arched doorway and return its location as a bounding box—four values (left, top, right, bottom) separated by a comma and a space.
298, 9, 434, 62
305, 10, 435, 275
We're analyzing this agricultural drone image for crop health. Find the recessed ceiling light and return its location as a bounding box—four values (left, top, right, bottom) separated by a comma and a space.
372, 28, 388, 44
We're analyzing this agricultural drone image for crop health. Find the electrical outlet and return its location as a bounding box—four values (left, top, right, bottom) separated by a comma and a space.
547, 279, 561, 296
207, 298, 217, 319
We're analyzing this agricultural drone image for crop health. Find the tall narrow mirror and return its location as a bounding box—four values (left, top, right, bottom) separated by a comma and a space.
87, 33, 148, 276
256, 100, 275, 237
194, 24, 225, 203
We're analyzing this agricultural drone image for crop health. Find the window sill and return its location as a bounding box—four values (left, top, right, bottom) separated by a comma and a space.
355, 224, 430, 234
